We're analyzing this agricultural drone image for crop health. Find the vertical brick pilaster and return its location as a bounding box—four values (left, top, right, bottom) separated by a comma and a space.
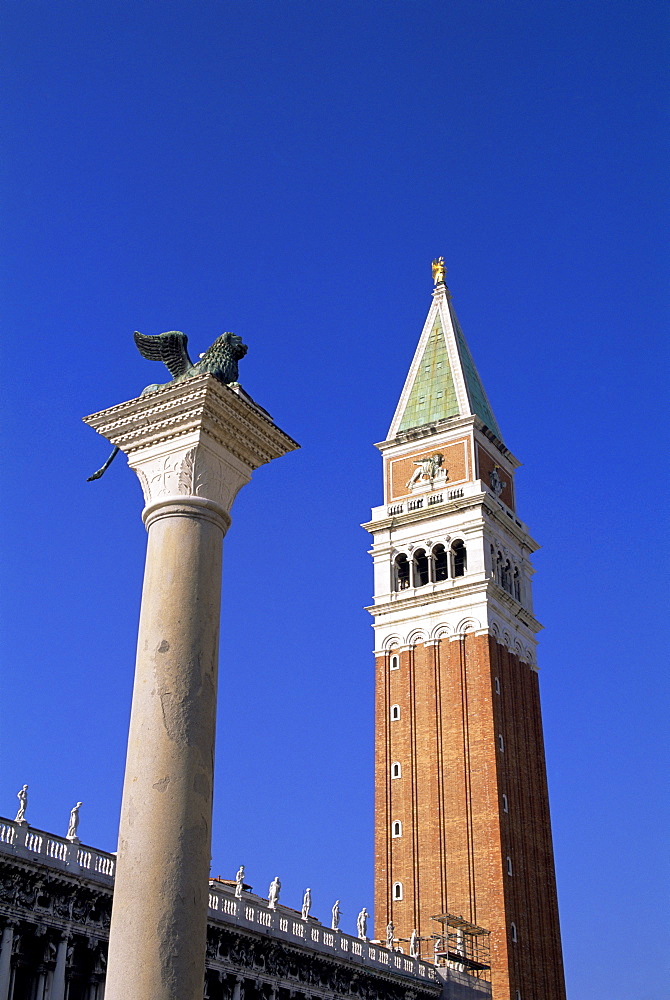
374, 631, 566, 998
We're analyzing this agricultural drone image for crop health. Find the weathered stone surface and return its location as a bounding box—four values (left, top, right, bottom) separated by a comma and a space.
83, 376, 298, 1000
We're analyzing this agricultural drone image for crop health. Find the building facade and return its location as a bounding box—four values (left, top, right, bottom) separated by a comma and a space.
0, 817, 490, 1000
364, 272, 566, 1000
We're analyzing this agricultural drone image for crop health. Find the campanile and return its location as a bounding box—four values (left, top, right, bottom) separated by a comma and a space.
363, 263, 566, 1000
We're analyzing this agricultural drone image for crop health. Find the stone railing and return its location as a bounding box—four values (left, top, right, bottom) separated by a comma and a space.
0, 817, 115, 883
208, 885, 438, 983
385, 485, 469, 519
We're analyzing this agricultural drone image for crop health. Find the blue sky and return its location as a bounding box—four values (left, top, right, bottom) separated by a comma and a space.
1, 3, 667, 997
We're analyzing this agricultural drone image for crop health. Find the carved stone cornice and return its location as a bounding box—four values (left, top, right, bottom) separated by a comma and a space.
366, 579, 542, 636
84, 375, 299, 514
366, 577, 490, 617
85, 375, 298, 468
488, 582, 543, 633
205, 926, 440, 1000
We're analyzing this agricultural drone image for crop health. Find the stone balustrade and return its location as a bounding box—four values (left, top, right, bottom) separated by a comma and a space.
378, 479, 526, 531
207, 884, 438, 982
0, 818, 115, 883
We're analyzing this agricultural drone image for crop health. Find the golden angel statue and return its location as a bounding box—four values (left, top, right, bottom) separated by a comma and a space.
431, 256, 446, 285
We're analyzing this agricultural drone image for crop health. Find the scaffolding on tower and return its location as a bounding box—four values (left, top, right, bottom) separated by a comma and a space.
430, 913, 491, 983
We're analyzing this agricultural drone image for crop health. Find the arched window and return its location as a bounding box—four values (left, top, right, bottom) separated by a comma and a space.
393, 882, 403, 900
433, 544, 449, 581
507, 856, 513, 875
490, 544, 495, 578
392, 762, 401, 779
494, 677, 501, 695
391, 704, 401, 721
414, 549, 429, 587
390, 654, 400, 671
501, 559, 511, 593
516, 991, 521, 1000
452, 540, 467, 577
502, 793, 509, 813
511, 923, 517, 943
395, 554, 410, 591
498, 734, 504, 752
496, 551, 503, 585
513, 567, 521, 602
392, 821, 402, 838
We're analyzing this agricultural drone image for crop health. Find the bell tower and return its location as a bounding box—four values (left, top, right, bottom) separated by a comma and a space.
364, 263, 566, 1000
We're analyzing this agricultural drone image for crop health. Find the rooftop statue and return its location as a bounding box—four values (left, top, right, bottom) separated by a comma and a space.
357, 907, 369, 941
331, 900, 341, 931
87, 329, 248, 481
15, 784, 28, 824
268, 876, 281, 910
235, 865, 245, 899
67, 801, 82, 841
431, 256, 446, 285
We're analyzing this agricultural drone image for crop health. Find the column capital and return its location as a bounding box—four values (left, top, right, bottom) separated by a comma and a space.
84, 374, 299, 516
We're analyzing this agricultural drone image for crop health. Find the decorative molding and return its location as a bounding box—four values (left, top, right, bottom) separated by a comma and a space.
381, 636, 402, 652
84, 375, 298, 483
455, 617, 481, 635
84, 375, 298, 517
405, 630, 427, 647
429, 624, 452, 641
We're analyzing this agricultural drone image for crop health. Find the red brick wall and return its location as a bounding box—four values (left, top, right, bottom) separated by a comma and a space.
387, 439, 471, 500
476, 446, 515, 511
374, 635, 565, 1000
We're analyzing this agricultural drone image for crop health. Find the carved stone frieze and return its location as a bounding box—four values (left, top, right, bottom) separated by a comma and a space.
201, 926, 429, 1000
134, 444, 241, 511
0, 861, 112, 935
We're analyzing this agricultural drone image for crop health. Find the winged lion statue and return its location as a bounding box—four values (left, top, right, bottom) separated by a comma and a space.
87, 329, 248, 481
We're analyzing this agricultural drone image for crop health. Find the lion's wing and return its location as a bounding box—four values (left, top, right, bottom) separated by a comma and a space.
133, 330, 193, 378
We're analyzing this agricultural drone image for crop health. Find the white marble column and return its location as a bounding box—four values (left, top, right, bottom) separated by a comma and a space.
0, 924, 14, 1000
84, 375, 297, 1000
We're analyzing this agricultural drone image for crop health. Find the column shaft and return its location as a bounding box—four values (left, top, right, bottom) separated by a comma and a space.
50, 936, 68, 1000
0, 925, 13, 1000
104, 503, 225, 1000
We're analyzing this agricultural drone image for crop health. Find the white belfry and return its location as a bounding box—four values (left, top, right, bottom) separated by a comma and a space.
84, 374, 297, 1000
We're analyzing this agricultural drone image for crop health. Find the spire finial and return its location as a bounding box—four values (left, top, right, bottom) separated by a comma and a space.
431, 256, 446, 286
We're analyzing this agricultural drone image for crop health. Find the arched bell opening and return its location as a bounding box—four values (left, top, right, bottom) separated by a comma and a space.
413, 548, 430, 587
452, 540, 467, 577
394, 554, 410, 591
433, 544, 449, 581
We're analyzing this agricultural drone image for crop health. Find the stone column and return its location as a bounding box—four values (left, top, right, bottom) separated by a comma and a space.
84, 375, 297, 1000
50, 934, 69, 1000
0, 923, 14, 1000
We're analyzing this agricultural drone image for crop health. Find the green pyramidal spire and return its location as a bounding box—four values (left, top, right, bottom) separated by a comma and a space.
398, 314, 459, 430
389, 268, 503, 442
